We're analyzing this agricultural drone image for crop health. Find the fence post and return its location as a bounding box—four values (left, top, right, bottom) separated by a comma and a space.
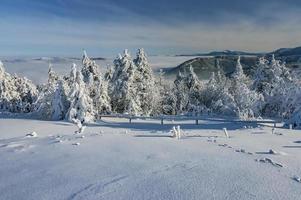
161, 118, 164, 125
195, 119, 199, 125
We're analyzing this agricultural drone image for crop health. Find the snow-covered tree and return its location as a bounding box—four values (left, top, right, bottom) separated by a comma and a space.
284, 86, 301, 128
229, 57, 263, 119
48, 64, 59, 85
158, 81, 177, 115
34, 65, 69, 120
186, 65, 203, 113
0, 60, 37, 113
92, 79, 111, 116
0, 61, 5, 77
173, 71, 189, 114
110, 49, 141, 115
51, 80, 69, 120
231, 56, 246, 81
170, 66, 203, 115
200, 72, 235, 116
252, 55, 294, 118
104, 65, 114, 81
133, 48, 156, 115
81, 50, 101, 85
65, 70, 94, 122
69, 63, 77, 84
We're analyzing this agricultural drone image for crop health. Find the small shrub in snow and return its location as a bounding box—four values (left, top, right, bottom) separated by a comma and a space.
171, 125, 182, 139
272, 127, 276, 134
72, 118, 86, 134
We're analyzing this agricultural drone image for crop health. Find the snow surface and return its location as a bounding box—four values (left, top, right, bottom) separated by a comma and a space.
1, 118, 301, 199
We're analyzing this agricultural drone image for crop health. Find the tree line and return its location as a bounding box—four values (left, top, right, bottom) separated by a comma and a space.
0, 49, 301, 127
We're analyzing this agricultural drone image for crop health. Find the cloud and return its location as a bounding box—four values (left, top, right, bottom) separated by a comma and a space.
0, 0, 301, 56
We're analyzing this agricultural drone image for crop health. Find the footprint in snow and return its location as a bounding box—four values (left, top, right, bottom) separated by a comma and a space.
54, 139, 63, 143
235, 149, 246, 153
256, 149, 287, 156
234, 148, 253, 155
90, 133, 101, 137
68, 175, 128, 200
2, 143, 34, 152
255, 157, 283, 168
207, 137, 217, 143
292, 176, 301, 183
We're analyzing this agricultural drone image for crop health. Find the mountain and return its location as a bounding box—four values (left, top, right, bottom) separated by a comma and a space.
165, 56, 258, 80
176, 50, 263, 57
166, 46, 301, 79
271, 47, 301, 57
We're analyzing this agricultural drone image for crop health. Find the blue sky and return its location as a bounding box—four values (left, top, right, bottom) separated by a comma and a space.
0, 0, 301, 57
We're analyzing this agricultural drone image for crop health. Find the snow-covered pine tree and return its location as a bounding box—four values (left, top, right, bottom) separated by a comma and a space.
152, 69, 166, 115
110, 49, 141, 115
0, 61, 17, 112
171, 65, 202, 115
215, 58, 226, 84
65, 70, 94, 122
81, 50, 101, 85
48, 64, 59, 85
161, 84, 177, 115
133, 48, 156, 115
104, 64, 114, 82
34, 65, 69, 120
231, 56, 246, 81
13, 76, 38, 113
252, 55, 293, 118
284, 86, 301, 128
69, 63, 77, 84
229, 56, 263, 119
51, 80, 69, 120
0, 60, 5, 77
173, 71, 189, 114
93, 79, 111, 116
0, 60, 37, 113
200, 71, 235, 116
185, 65, 203, 115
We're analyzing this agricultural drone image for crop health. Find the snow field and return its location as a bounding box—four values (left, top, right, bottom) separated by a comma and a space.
1, 118, 301, 200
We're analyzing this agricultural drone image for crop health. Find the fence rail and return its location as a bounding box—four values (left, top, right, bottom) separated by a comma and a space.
99, 114, 283, 126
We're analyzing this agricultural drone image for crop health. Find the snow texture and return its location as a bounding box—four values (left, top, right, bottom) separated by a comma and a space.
1, 118, 301, 199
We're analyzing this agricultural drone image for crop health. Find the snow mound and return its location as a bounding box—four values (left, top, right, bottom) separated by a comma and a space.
26, 132, 37, 137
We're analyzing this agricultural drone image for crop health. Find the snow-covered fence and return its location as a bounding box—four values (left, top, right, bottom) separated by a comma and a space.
99, 114, 282, 126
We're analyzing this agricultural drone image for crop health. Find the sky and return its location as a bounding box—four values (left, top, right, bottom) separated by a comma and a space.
0, 0, 301, 57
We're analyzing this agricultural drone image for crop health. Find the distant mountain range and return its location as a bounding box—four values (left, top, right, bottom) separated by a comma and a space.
2, 56, 105, 64
166, 46, 301, 79
176, 46, 301, 57
176, 50, 263, 57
